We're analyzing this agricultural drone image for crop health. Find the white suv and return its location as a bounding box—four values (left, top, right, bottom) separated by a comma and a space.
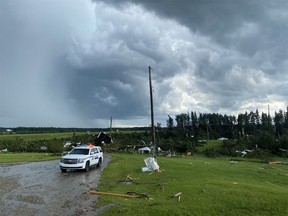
59, 145, 103, 172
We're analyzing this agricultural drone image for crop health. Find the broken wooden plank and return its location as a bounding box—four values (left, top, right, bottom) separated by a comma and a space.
268, 161, 283, 164
89, 190, 150, 199
89, 190, 139, 198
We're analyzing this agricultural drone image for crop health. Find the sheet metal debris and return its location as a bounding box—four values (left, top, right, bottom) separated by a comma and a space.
142, 157, 160, 172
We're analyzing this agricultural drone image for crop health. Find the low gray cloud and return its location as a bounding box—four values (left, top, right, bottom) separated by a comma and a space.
1, 0, 288, 128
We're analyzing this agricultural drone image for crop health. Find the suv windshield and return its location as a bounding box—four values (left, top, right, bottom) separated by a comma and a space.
69, 148, 89, 155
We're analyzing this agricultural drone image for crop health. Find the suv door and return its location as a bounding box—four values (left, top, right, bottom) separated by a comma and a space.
90, 148, 98, 166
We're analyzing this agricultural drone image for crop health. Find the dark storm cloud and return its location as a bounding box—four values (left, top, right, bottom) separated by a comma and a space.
95, 0, 288, 114
99, 0, 288, 65
1, 0, 288, 127
60, 2, 202, 125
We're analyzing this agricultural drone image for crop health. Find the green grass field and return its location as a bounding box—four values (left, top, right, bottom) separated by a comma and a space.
0, 152, 60, 162
95, 153, 288, 216
0, 132, 82, 141
0, 136, 287, 216
196, 139, 223, 153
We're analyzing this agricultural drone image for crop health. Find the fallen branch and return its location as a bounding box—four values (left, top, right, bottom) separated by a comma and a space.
125, 175, 133, 182
89, 190, 139, 198
89, 190, 149, 199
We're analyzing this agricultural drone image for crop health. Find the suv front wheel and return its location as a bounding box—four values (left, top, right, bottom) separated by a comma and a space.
97, 158, 102, 167
84, 161, 90, 172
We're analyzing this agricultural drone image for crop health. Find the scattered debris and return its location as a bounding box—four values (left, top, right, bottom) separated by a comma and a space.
89, 190, 139, 198
142, 167, 150, 172
279, 148, 287, 152
268, 161, 283, 165
126, 192, 150, 199
95, 132, 113, 145
120, 175, 134, 184
142, 157, 160, 172
6, 129, 12, 133
198, 140, 207, 144
171, 192, 182, 202
1, 148, 8, 152
235, 149, 254, 157
125, 175, 133, 182
89, 190, 149, 199
138, 147, 151, 154
64, 141, 72, 148
229, 160, 238, 164
40, 146, 47, 151
164, 150, 175, 157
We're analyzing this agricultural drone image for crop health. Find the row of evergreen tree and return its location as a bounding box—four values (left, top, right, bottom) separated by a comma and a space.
167, 107, 288, 139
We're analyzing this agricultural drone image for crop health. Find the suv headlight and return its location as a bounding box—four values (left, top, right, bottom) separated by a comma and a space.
60, 158, 64, 163
77, 158, 85, 163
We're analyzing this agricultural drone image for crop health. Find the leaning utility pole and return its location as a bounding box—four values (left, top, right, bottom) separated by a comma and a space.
149, 66, 156, 157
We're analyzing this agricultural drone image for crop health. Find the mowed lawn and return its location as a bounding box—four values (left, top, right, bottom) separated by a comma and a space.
95, 154, 288, 216
0, 132, 80, 141
0, 152, 60, 162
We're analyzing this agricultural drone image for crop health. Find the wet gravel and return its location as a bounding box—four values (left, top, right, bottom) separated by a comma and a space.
0, 156, 110, 216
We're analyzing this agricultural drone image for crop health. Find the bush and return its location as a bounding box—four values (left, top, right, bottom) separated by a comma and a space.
204, 148, 220, 157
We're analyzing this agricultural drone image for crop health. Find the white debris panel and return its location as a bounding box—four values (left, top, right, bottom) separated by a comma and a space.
142, 157, 160, 172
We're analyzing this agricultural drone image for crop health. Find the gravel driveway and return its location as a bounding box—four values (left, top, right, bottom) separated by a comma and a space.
0, 155, 110, 216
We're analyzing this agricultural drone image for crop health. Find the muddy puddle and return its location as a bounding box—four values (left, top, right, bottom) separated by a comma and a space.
0, 155, 110, 216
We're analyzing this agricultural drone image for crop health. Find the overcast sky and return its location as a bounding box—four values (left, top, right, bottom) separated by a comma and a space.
1, 0, 288, 128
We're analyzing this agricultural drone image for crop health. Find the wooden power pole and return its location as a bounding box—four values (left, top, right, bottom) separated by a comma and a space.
149, 66, 157, 157
110, 116, 113, 138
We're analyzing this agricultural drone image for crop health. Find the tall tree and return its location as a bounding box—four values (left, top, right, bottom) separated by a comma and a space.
255, 109, 261, 131
274, 109, 284, 137
175, 113, 190, 130
166, 115, 174, 128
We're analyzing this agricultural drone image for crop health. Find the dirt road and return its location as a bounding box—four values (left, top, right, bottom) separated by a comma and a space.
0, 156, 110, 216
